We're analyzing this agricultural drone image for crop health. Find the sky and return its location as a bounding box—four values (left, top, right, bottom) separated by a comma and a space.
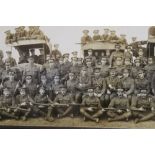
0, 26, 149, 61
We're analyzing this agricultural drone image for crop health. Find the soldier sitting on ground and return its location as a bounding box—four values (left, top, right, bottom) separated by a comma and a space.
107, 87, 131, 122
80, 87, 104, 123
131, 89, 155, 123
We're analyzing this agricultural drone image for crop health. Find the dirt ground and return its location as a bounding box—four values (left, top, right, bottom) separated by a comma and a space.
0, 117, 155, 128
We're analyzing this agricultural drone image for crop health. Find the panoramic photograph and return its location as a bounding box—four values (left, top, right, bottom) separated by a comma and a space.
0, 26, 155, 128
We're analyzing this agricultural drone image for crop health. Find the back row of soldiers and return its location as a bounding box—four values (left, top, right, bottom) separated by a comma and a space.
0, 38, 155, 123
81, 29, 128, 45
5, 26, 47, 44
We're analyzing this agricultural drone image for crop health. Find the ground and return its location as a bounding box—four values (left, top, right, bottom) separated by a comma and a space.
0, 117, 155, 128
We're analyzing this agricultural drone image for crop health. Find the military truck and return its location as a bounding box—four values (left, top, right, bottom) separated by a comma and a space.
81, 41, 126, 59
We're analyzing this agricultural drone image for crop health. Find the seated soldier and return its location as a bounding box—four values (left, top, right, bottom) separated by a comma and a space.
118, 34, 127, 44
80, 87, 104, 123
0, 88, 18, 120
107, 88, 131, 122
14, 87, 33, 121
131, 89, 155, 123
53, 86, 75, 118
101, 28, 110, 41
92, 30, 101, 41
92, 68, 107, 107
105, 68, 120, 105
108, 30, 119, 42
32, 86, 54, 122
4, 30, 13, 44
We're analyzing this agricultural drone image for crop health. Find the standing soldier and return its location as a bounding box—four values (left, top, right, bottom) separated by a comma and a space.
100, 57, 109, 78
81, 30, 92, 44
109, 44, 124, 67
23, 56, 40, 84
114, 57, 125, 75
137, 48, 147, 67
80, 87, 104, 123
124, 58, 132, 72
124, 45, 133, 62
85, 58, 94, 78
33, 86, 54, 122
85, 49, 96, 66
70, 57, 79, 77
29, 49, 38, 64
134, 69, 150, 95
14, 87, 33, 121
50, 44, 62, 61
4, 30, 13, 44
130, 37, 139, 57
4, 51, 17, 67
144, 58, 155, 92
131, 58, 143, 79
54, 86, 75, 118
101, 28, 110, 41
107, 88, 131, 122
131, 89, 155, 123
92, 30, 101, 41
92, 68, 107, 107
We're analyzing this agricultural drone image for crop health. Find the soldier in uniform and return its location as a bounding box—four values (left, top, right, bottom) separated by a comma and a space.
32, 26, 45, 39
28, 26, 35, 38
76, 66, 91, 103
131, 58, 143, 79
114, 57, 125, 75
120, 69, 134, 101
81, 30, 92, 44
92, 30, 101, 41
4, 30, 13, 44
134, 69, 150, 95
50, 44, 62, 61
80, 87, 104, 122
108, 30, 119, 42
54, 86, 75, 118
29, 49, 38, 64
107, 88, 131, 122
19, 26, 27, 39
51, 74, 62, 100
92, 68, 107, 107
131, 89, 155, 123
130, 37, 139, 57
23, 75, 38, 98
3, 71, 20, 96
0, 88, 18, 120
70, 57, 80, 77
100, 57, 109, 78
14, 87, 33, 121
43, 58, 59, 82
33, 86, 54, 122
137, 48, 147, 67
101, 28, 110, 41
71, 51, 78, 59
124, 45, 133, 62
4, 51, 17, 67
23, 56, 40, 84
85, 57, 94, 78
85, 49, 96, 66
118, 34, 127, 44
105, 68, 120, 104
124, 58, 132, 73
13, 27, 20, 42
109, 44, 124, 67
144, 58, 155, 93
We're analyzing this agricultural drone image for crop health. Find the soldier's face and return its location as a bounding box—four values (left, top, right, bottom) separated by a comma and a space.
95, 72, 100, 77
88, 51, 92, 56
86, 62, 92, 67
123, 72, 129, 78
101, 60, 107, 65
9, 74, 15, 80
26, 78, 32, 84
41, 77, 47, 83
59, 60, 64, 64
39, 89, 45, 95
141, 93, 147, 98
20, 91, 26, 96
116, 60, 123, 66
54, 78, 59, 83
61, 89, 67, 95
88, 91, 94, 97
135, 62, 140, 67
125, 60, 131, 66
117, 91, 123, 96
110, 72, 116, 77
81, 70, 86, 75
77, 60, 82, 65
69, 74, 74, 80
148, 59, 153, 64
138, 73, 144, 78
4, 91, 10, 97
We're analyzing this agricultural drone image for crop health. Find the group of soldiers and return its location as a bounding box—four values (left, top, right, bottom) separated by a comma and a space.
5, 26, 47, 44
81, 28, 128, 45
0, 30, 155, 124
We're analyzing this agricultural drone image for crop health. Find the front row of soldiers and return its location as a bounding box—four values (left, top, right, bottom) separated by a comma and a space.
0, 79, 155, 124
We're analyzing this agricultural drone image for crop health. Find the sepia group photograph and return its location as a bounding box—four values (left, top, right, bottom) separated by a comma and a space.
0, 26, 154, 128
